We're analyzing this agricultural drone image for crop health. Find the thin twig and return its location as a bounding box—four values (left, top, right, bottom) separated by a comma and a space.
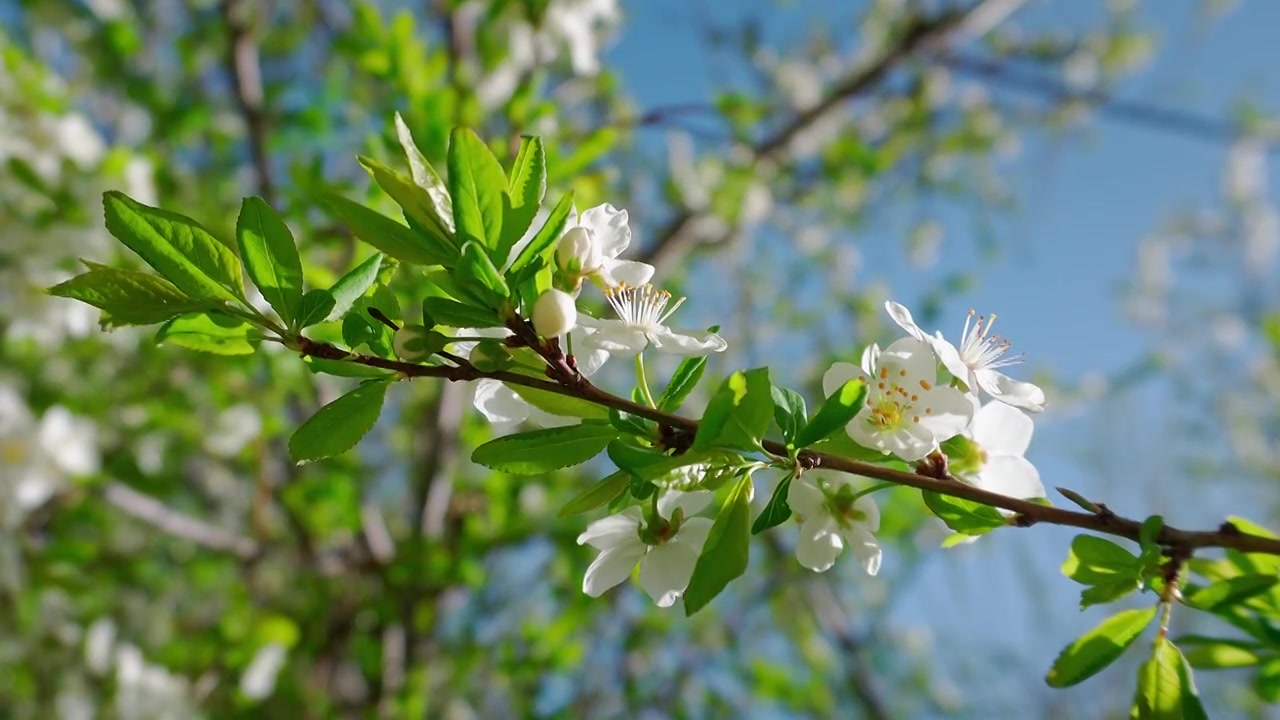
103, 482, 260, 560
221, 0, 275, 205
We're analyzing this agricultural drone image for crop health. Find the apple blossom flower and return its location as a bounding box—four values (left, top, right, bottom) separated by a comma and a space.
532, 288, 578, 338
787, 471, 881, 574
576, 489, 713, 607
557, 204, 654, 288
824, 337, 973, 461
0, 386, 99, 527
885, 301, 1045, 412
954, 400, 1045, 508
578, 283, 727, 357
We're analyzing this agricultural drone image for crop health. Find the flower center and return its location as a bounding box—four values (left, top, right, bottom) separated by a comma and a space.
958, 309, 1022, 371
0, 438, 29, 466
604, 283, 685, 332
866, 365, 937, 430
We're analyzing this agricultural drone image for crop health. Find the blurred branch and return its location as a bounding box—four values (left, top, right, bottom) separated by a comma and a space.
221, 0, 275, 205
103, 481, 260, 560
943, 52, 1280, 150
638, 0, 1027, 273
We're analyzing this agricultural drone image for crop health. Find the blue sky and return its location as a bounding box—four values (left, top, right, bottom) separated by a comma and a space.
609, 0, 1278, 713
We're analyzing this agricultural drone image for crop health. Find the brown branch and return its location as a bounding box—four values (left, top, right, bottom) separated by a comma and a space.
290, 335, 1280, 558
221, 0, 275, 205
637, 0, 1027, 272
103, 482, 260, 560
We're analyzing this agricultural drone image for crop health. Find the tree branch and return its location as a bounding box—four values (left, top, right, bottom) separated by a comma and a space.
221, 0, 275, 205
290, 335, 1280, 558
103, 481, 260, 560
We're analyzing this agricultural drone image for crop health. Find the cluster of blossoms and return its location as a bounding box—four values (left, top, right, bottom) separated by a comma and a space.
455, 201, 1046, 609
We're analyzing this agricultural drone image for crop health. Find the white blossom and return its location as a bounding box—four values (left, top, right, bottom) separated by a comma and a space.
787, 471, 881, 574
557, 204, 654, 288
532, 288, 578, 338
240, 642, 288, 701
579, 284, 726, 357
956, 400, 1045, 507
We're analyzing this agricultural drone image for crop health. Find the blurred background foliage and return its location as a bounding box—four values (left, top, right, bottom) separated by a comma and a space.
2, 0, 1279, 717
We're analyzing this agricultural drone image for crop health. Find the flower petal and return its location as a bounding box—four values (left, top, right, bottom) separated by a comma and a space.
579, 203, 631, 258
578, 319, 649, 357
658, 489, 714, 519
843, 525, 882, 576
582, 542, 647, 598
473, 380, 531, 425
975, 455, 1044, 501
796, 517, 844, 572
971, 401, 1033, 456
976, 370, 1046, 413
597, 258, 655, 287
822, 362, 866, 398
915, 385, 975, 442
638, 541, 699, 607
576, 508, 643, 549
649, 327, 727, 356
885, 300, 928, 341
927, 333, 972, 387
787, 475, 827, 517
879, 337, 938, 380
673, 517, 713, 552
860, 343, 881, 375
853, 494, 881, 533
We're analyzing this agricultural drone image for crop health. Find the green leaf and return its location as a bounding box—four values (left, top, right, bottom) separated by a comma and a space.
304, 357, 394, 378
323, 193, 453, 266
507, 191, 573, 275
794, 378, 868, 449
1045, 606, 1157, 688
1176, 636, 1263, 669
447, 127, 506, 253
558, 471, 630, 518
1186, 575, 1279, 612
297, 289, 336, 328
325, 253, 383, 322
471, 424, 618, 474
693, 368, 772, 451
156, 311, 257, 355
510, 383, 609, 420
606, 440, 669, 477
770, 386, 807, 445
456, 241, 510, 305
288, 381, 389, 462
1256, 657, 1280, 702
393, 112, 453, 227
358, 156, 456, 247
1079, 580, 1142, 609
47, 267, 218, 326
608, 407, 654, 438
1063, 535, 1142, 586
634, 448, 741, 486
658, 356, 708, 413
752, 473, 793, 534
684, 474, 753, 615
498, 136, 545, 261
922, 491, 1006, 536
235, 196, 303, 327
420, 297, 502, 328
1131, 639, 1208, 720
103, 191, 244, 302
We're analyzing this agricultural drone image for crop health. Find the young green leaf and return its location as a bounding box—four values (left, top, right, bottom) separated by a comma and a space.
658, 356, 708, 413
751, 473, 793, 534
47, 267, 218, 327
103, 191, 244, 303
393, 112, 453, 228
558, 471, 631, 518
297, 289, 336, 328
420, 297, 502, 328
471, 424, 618, 474
288, 381, 390, 463
609, 407, 654, 438
1177, 636, 1264, 669
1185, 575, 1279, 612
155, 311, 258, 355
447, 127, 506, 253
794, 378, 867, 449
323, 193, 453, 266
684, 474, 753, 616
922, 491, 1006, 536
1045, 606, 1157, 688
510, 384, 609, 420
1062, 535, 1142, 586
692, 368, 772, 451
498, 136, 545, 261
1131, 638, 1208, 720
325, 253, 383, 322
507, 191, 574, 275
456, 241, 510, 305
358, 156, 456, 246
769, 386, 807, 446
1078, 580, 1143, 609
236, 196, 303, 327
606, 440, 670, 478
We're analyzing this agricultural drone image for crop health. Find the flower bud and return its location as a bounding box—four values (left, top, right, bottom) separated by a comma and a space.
556, 226, 602, 275
393, 325, 447, 360
532, 289, 578, 338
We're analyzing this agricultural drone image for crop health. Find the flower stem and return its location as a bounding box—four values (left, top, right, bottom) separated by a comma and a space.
635, 353, 657, 408
848, 482, 896, 503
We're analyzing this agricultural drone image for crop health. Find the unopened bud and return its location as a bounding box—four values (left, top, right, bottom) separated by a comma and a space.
556, 226, 602, 275
532, 289, 578, 338
393, 325, 447, 360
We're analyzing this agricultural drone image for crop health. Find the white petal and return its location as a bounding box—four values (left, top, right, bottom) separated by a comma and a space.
853, 494, 880, 533
976, 455, 1044, 501
860, 344, 881, 374
928, 333, 972, 386
15, 472, 56, 509
580, 204, 631, 257
638, 541, 699, 607
579, 320, 649, 357
576, 508, 643, 549
884, 301, 928, 341
786, 475, 826, 517
796, 517, 844, 572
597, 258, 655, 287
649, 327, 727, 356
843, 525, 882, 576
568, 330, 610, 376
822, 362, 866, 398
976, 370, 1046, 413
914, 386, 975, 442
657, 489, 713, 520
472, 380, 530, 424
38, 407, 98, 476
971, 401, 1033, 456
673, 517, 713, 551
879, 337, 938, 380
582, 542, 647, 598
